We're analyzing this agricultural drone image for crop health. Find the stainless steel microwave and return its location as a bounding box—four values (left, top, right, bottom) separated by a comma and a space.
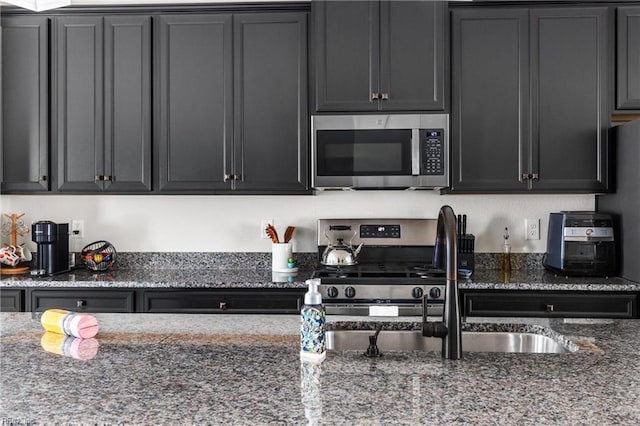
311, 114, 449, 190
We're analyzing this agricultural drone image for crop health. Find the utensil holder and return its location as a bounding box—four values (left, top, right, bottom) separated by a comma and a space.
272, 243, 293, 272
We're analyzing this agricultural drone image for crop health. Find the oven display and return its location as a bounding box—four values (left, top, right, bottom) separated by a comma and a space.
360, 225, 400, 238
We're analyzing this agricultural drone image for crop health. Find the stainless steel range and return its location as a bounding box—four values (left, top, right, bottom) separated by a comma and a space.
312, 219, 446, 316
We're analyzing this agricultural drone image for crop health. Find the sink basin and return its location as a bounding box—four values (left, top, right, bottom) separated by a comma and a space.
326, 330, 573, 354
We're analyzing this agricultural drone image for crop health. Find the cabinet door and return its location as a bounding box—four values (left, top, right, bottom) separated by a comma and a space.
156, 14, 233, 192
1, 16, 49, 192
530, 8, 610, 192
450, 9, 529, 192
312, 0, 379, 112
55, 16, 104, 191
462, 291, 637, 319
380, 0, 446, 111
233, 13, 309, 192
0, 289, 25, 312
617, 7, 640, 110
29, 289, 135, 313
139, 289, 303, 313
104, 16, 152, 192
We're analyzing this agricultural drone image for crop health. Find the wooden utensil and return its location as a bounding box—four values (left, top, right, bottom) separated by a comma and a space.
265, 224, 279, 244
284, 226, 296, 243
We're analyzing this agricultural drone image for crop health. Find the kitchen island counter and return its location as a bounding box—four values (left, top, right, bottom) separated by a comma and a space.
1, 313, 639, 425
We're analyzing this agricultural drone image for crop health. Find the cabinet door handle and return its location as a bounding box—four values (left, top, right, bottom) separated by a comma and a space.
522, 173, 529, 180
104, 175, 113, 182
371, 92, 380, 100
95, 175, 103, 182
76, 299, 86, 308
381, 92, 390, 100
233, 174, 241, 181
531, 173, 539, 181
219, 301, 228, 310
39, 176, 48, 182
545, 304, 554, 312
223, 174, 233, 182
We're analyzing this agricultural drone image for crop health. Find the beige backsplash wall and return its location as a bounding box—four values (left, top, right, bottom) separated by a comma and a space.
0, 192, 594, 254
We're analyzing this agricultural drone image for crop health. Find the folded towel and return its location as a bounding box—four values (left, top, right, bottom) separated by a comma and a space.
41, 309, 99, 339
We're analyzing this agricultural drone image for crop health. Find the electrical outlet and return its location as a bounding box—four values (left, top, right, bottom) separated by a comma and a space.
71, 219, 84, 239
261, 219, 274, 239
525, 218, 540, 240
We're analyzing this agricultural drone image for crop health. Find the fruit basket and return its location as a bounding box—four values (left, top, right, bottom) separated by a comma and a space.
81, 240, 116, 271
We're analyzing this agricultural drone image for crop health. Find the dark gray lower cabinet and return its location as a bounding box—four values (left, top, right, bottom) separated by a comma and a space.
617, 6, 640, 110
139, 289, 304, 313
54, 15, 151, 192
462, 291, 638, 319
29, 289, 135, 313
1, 16, 49, 192
1, 289, 25, 312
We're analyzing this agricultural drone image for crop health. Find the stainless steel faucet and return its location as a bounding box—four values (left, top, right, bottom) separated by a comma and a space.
422, 205, 462, 360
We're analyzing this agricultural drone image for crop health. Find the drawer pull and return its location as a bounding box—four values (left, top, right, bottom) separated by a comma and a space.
219, 301, 227, 310
76, 299, 86, 308
545, 304, 554, 312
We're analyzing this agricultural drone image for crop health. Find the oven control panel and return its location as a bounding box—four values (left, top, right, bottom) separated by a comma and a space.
360, 224, 401, 239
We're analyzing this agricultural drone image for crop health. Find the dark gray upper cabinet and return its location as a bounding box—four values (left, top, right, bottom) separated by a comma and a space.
232, 13, 308, 192
617, 6, 640, 110
451, 7, 610, 193
451, 9, 529, 192
529, 8, 609, 192
156, 14, 233, 192
156, 12, 309, 193
1, 16, 50, 192
312, 0, 445, 112
54, 15, 151, 192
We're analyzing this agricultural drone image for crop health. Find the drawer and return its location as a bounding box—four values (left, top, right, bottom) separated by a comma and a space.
139, 289, 304, 313
1, 288, 25, 312
29, 289, 135, 313
462, 291, 638, 319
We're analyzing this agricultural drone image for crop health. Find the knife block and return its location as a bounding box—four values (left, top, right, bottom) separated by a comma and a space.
457, 234, 475, 272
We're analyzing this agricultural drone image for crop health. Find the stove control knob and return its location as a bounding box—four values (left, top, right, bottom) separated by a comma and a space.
411, 287, 424, 299
344, 286, 356, 298
429, 287, 442, 299
327, 286, 339, 298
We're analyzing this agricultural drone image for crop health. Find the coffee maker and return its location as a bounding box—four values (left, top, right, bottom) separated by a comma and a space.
543, 212, 616, 276
32, 221, 70, 275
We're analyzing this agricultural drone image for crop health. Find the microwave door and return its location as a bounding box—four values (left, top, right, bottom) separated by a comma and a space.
315, 129, 413, 188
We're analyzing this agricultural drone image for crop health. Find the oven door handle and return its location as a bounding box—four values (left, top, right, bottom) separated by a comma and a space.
329, 225, 352, 231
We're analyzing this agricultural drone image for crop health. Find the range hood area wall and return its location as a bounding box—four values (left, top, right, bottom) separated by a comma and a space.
0, 193, 594, 254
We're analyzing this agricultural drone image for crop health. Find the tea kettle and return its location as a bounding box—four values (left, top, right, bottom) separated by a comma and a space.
321, 226, 363, 266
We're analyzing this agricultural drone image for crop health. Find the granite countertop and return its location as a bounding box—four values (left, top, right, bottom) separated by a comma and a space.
1, 267, 639, 291
1, 312, 639, 424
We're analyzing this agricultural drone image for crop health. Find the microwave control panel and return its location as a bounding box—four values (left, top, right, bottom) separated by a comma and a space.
419, 129, 445, 175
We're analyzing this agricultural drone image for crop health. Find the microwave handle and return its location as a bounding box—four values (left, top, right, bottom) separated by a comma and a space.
411, 129, 421, 176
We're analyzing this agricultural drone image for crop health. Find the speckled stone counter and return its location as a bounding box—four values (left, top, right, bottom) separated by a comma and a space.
1, 313, 639, 425
2, 267, 638, 292
0, 268, 313, 288
464, 269, 640, 291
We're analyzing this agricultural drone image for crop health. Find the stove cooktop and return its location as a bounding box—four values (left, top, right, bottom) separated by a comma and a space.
312, 263, 445, 280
